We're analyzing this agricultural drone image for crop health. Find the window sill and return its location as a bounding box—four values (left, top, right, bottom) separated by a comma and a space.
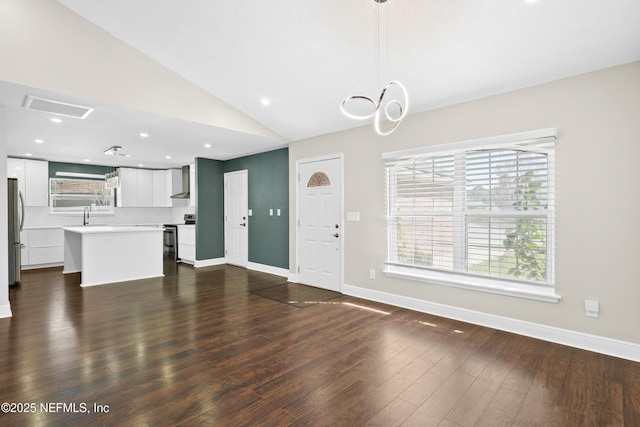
383, 266, 561, 303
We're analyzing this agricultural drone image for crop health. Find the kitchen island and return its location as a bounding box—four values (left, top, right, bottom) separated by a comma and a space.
63, 226, 163, 287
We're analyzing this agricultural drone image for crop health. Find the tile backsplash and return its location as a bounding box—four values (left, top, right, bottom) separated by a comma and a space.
24, 206, 195, 228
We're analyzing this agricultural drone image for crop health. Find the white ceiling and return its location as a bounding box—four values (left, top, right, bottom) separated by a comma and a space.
3, 0, 640, 168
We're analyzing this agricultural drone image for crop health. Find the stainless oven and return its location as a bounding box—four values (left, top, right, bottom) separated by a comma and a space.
163, 225, 178, 260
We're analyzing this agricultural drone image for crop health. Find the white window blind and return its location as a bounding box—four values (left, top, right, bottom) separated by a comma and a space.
385, 129, 556, 289
50, 178, 114, 214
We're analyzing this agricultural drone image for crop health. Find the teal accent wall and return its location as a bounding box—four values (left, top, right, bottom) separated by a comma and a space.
224, 148, 289, 269
49, 162, 112, 179
195, 158, 225, 260
49, 152, 289, 270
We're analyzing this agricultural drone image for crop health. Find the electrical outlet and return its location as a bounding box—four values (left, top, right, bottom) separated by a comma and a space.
585, 299, 599, 317
369, 269, 376, 279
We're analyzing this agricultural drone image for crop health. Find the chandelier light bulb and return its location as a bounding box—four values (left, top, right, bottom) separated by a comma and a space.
341, 81, 408, 136
340, 0, 408, 135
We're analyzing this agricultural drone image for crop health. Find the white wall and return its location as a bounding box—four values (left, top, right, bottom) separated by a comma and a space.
0, 106, 10, 317
289, 61, 640, 345
0, 0, 280, 140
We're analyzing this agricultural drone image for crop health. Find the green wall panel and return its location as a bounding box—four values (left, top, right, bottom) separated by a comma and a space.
224, 148, 289, 269
195, 158, 225, 260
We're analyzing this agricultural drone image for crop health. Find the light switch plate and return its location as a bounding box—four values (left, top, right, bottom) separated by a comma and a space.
248, 209, 253, 216
347, 212, 360, 221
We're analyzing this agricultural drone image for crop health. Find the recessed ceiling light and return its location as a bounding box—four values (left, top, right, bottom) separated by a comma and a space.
25, 153, 33, 157
139, 132, 149, 138
34, 139, 44, 144
50, 118, 62, 123
165, 155, 172, 159
84, 158, 91, 162
204, 143, 211, 148
261, 98, 270, 106
138, 163, 144, 167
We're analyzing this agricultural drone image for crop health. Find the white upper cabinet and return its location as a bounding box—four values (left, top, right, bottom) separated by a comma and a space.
152, 169, 169, 207
117, 167, 153, 207
26, 160, 49, 206
136, 168, 153, 207
119, 167, 185, 208
116, 167, 138, 207
7, 158, 26, 195
7, 158, 48, 207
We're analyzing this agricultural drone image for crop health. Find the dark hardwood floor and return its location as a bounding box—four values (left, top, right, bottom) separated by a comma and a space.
0, 261, 638, 426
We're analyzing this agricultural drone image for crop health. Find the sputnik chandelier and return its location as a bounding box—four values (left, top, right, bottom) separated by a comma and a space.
340, 0, 408, 136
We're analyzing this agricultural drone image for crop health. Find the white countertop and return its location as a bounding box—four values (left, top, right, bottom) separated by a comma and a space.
26, 223, 165, 230
63, 225, 163, 234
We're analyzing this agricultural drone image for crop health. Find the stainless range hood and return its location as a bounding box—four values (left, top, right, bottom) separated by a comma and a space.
170, 165, 190, 199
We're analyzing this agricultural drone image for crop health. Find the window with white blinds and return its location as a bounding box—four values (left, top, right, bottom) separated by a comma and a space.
384, 129, 556, 295
50, 178, 115, 214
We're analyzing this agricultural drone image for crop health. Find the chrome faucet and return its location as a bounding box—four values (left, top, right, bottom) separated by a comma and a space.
83, 206, 90, 226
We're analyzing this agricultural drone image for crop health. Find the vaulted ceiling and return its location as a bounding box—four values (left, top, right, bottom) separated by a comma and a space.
2, 0, 639, 168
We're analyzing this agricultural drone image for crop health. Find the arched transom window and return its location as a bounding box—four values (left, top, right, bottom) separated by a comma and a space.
307, 172, 331, 188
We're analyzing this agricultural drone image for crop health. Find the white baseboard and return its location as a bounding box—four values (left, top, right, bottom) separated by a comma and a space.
247, 262, 288, 278
22, 262, 63, 270
343, 284, 640, 363
194, 257, 226, 268
288, 273, 299, 283
0, 303, 12, 318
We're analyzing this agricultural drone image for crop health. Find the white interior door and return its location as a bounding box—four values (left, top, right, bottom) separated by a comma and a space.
224, 170, 248, 267
298, 157, 342, 292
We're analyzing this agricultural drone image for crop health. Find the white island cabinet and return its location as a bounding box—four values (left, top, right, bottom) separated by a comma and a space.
63, 226, 163, 287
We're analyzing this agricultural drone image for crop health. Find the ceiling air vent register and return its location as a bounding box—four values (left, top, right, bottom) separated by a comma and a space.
23, 95, 94, 119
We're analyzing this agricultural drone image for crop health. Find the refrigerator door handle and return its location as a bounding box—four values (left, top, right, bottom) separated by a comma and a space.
18, 190, 25, 232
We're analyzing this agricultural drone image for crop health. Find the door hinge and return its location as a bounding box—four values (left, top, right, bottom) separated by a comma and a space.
297, 219, 300, 227
297, 266, 300, 273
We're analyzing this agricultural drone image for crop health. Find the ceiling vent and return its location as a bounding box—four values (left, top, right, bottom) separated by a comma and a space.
23, 95, 94, 119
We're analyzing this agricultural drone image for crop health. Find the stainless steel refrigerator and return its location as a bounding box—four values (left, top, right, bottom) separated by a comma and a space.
8, 178, 24, 285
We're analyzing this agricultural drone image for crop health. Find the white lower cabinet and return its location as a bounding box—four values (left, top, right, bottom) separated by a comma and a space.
177, 225, 195, 263
22, 228, 64, 268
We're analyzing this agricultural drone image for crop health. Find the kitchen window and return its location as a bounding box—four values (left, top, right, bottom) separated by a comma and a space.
50, 178, 114, 214
383, 128, 560, 302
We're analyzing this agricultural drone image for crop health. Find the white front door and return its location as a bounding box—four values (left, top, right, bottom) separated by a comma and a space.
224, 170, 248, 267
298, 157, 342, 292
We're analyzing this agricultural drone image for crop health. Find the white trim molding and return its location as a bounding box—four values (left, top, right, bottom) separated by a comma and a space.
194, 257, 226, 268
382, 127, 557, 160
288, 273, 299, 283
247, 262, 288, 278
193, 259, 289, 279
384, 268, 561, 303
0, 304, 12, 319
343, 284, 640, 363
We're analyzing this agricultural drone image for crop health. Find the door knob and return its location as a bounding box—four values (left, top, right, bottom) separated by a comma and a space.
332, 233, 339, 238
240, 223, 246, 227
